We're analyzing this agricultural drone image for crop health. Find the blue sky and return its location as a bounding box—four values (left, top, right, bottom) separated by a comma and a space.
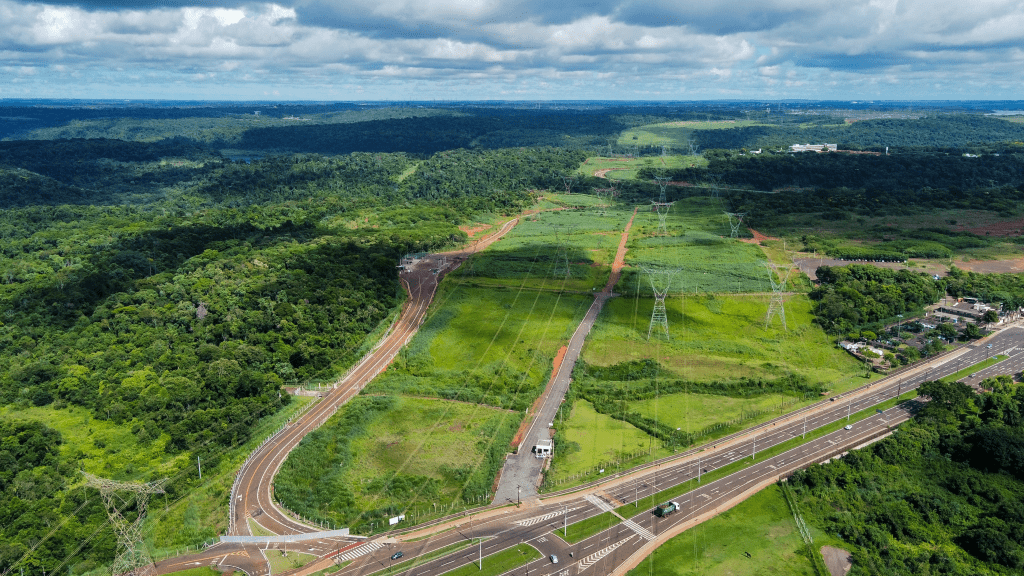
2, 0, 1023, 101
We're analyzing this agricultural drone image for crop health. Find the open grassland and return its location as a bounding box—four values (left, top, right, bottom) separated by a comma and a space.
379, 284, 590, 390
578, 155, 707, 180
584, 294, 864, 389
546, 400, 671, 485
344, 397, 514, 509
625, 484, 814, 576
277, 395, 517, 534
631, 393, 802, 435
450, 206, 632, 292
623, 197, 766, 294
619, 120, 763, 149
538, 192, 612, 208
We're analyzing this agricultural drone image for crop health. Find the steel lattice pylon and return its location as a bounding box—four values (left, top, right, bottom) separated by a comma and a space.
643, 267, 679, 340
724, 211, 746, 238
652, 202, 673, 235
763, 262, 793, 330
551, 225, 575, 278
561, 176, 577, 195
83, 472, 168, 576
653, 176, 670, 203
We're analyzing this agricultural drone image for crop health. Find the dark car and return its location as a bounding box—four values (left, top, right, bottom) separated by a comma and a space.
391, 551, 403, 561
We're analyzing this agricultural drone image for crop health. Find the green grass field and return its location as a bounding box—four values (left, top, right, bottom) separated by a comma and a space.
578, 155, 707, 180
451, 206, 633, 291
440, 543, 540, 576
631, 392, 801, 435
582, 293, 864, 389
619, 120, 763, 150
545, 400, 671, 485
345, 397, 514, 509
376, 284, 591, 397
626, 484, 814, 576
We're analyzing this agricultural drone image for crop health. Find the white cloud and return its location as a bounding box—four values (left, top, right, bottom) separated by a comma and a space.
0, 0, 1021, 99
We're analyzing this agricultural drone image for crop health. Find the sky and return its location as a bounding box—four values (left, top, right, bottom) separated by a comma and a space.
2, 0, 1023, 101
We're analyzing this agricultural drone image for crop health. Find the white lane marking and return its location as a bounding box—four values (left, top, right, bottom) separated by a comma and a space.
335, 541, 383, 562
577, 535, 634, 572
515, 506, 582, 527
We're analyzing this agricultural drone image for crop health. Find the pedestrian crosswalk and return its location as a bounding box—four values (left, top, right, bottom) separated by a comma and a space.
584, 494, 653, 540
334, 541, 383, 562
514, 506, 581, 527
621, 518, 655, 541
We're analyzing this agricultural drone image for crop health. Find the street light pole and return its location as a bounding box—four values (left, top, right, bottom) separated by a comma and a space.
517, 485, 521, 506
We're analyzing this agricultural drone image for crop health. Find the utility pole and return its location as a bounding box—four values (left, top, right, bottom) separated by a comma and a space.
517, 485, 521, 506
753, 434, 756, 460
803, 415, 806, 439
847, 400, 852, 421
197, 456, 201, 480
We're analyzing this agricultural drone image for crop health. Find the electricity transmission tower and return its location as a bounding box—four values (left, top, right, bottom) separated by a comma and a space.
643, 267, 679, 340
83, 472, 169, 576
706, 173, 723, 200
607, 138, 616, 157
724, 211, 746, 238
652, 202, 674, 235
660, 142, 669, 157
654, 176, 670, 203
763, 262, 793, 330
561, 176, 577, 195
551, 226, 575, 277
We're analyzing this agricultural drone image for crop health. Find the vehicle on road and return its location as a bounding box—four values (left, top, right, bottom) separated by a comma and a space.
550, 555, 559, 564
844, 425, 853, 430
391, 551, 403, 561
654, 501, 680, 517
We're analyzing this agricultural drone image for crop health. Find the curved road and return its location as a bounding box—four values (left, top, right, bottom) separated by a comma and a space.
155, 219, 519, 576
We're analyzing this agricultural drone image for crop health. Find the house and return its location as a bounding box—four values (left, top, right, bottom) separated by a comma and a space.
789, 143, 837, 153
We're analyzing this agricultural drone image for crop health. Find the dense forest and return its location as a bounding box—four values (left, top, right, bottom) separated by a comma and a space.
0, 137, 583, 576
692, 115, 1024, 151
791, 378, 1024, 574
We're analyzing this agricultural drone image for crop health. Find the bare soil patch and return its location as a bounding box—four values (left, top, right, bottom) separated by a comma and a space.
459, 224, 490, 238
963, 217, 1024, 237
593, 168, 629, 178
821, 545, 853, 576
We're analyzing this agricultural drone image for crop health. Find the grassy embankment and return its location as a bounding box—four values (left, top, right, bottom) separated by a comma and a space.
625, 484, 816, 576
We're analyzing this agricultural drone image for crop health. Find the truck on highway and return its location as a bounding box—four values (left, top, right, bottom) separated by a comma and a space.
654, 501, 680, 517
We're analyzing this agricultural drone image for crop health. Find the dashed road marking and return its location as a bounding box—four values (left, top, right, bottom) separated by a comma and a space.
577, 535, 634, 572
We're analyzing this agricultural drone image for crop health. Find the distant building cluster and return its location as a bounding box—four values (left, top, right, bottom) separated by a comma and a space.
789, 143, 837, 153
935, 298, 997, 323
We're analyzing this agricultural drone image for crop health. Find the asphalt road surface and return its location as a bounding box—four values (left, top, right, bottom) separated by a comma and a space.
155, 219, 520, 576
320, 327, 1024, 576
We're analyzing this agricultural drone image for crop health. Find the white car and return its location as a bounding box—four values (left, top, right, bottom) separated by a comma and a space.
844, 425, 853, 430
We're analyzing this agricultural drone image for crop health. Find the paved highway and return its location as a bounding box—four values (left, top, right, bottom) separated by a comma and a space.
318, 327, 1024, 576
155, 219, 521, 576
